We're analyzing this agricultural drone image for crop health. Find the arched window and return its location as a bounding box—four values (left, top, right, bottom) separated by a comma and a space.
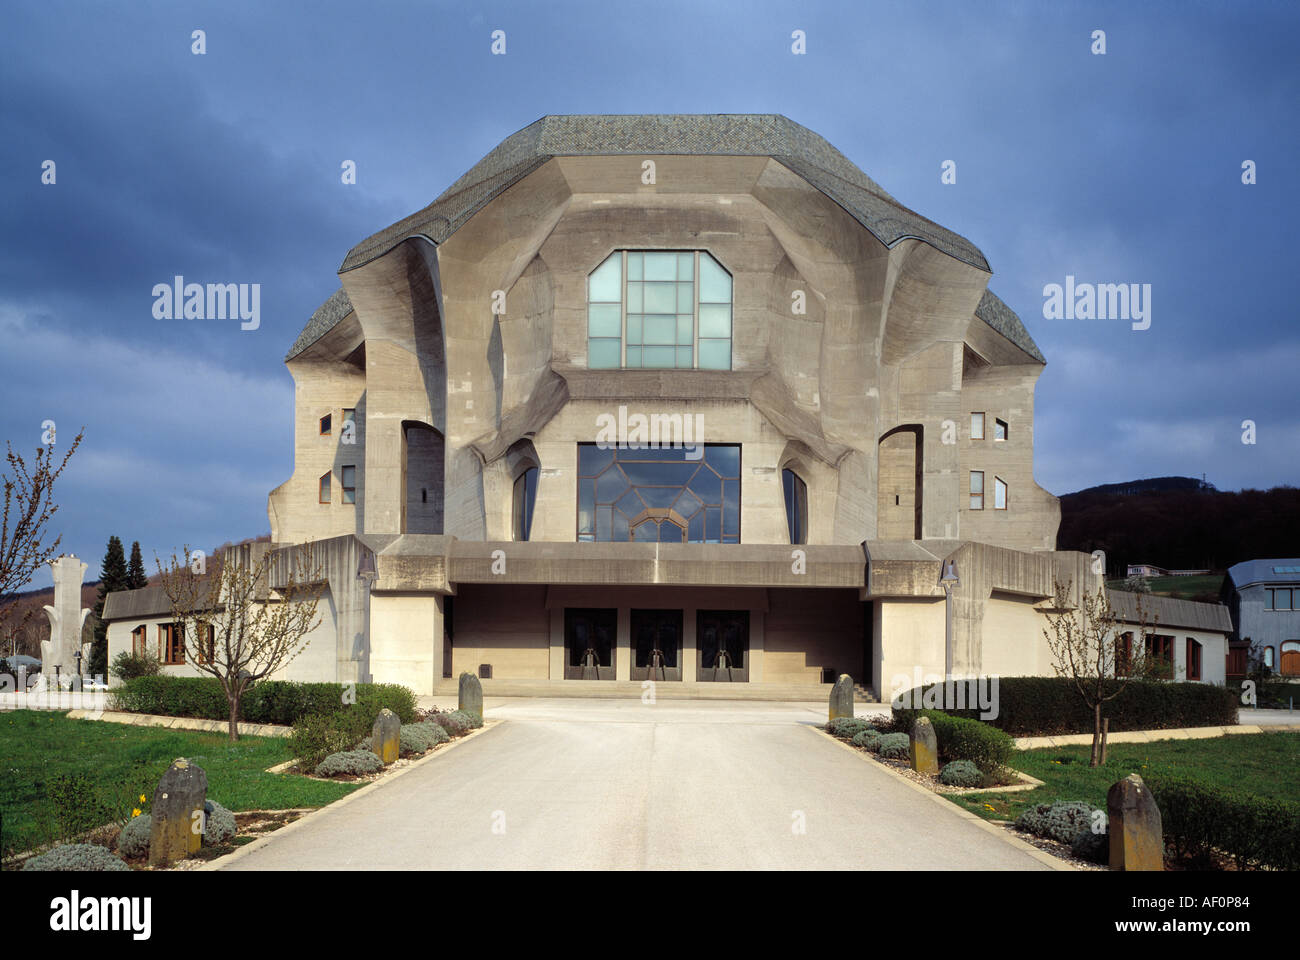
513, 467, 538, 541
586, 250, 732, 370
1282, 641, 1300, 677
782, 468, 807, 544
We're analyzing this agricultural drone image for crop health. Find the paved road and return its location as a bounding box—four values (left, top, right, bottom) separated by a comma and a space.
223, 698, 1050, 870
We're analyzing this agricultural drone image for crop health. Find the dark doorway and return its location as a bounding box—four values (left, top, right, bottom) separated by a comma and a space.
697, 610, 749, 682
564, 608, 616, 680
631, 609, 683, 681
861, 599, 874, 694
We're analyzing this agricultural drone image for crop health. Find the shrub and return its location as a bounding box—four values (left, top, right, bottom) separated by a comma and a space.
877, 733, 911, 759
315, 750, 384, 778
22, 844, 131, 872
433, 710, 482, 737
904, 711, 1016, 773
1015, 801, 1101, 844
117, 815, 152, 859
893, 677, 1237, 737
203, 800, 236, 846
1148, 774, 1300, 871
938, 760, 982, 787
400, 724, 437, 757
112, 676, 416, 726
850, 729, 882, 752
1071, 828, 1109, 864
447, 709, 483, 730
45, 773, 101, 841
418, 721, 450, 746
826, 717, 874, 739
109, 650, 161, 681
288, 714, 360, 772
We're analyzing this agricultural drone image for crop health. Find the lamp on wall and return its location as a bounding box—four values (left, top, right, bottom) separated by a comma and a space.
941, 559, 959, 679
356, 548, 377, 587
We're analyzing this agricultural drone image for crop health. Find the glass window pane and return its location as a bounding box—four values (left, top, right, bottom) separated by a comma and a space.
643, 345, 675, 367
587, 303, 621, 337
626, 282, 643, 313
698, 339, 731, 369
588, 253, 621, 302
699, 304, 731, 338
676, 314, 693, 344
1265, 589, 1274, 610
645, 315, 675, 345
644, 282, 676, 313
1278, 589, 1292, 611
644, 252, 677, 281
699, 253, 732, 303
589, 339, 621, 368
627, 314, 643, 345
627, 252, 642, 280
970, 472, 983, 494
995, 419, 1007, 441
677, 283, 694, 313
971, 413, 985, 439
676, 346, 693, 367
677, 252, 695, 279
625, 345, 641, 366
708, 445, 740, 478
994, 477, 1007, 509
580, 445, 614, 473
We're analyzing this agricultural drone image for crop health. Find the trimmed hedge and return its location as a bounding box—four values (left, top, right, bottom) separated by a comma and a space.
112, 676, 416, 726
893, 677, 1237, 737
1148, 774, 1300, 871
901, 710, 1016, 773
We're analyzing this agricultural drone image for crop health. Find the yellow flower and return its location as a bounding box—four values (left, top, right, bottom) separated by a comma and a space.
131, 808, 141, 818
139, 794, 146, 804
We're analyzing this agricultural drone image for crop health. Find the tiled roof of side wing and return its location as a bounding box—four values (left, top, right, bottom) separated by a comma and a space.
286, 286, 354, 361
976, 289, 1047, 364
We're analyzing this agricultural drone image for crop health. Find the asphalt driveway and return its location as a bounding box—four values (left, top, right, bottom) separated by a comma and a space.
220, 698, 1053, 870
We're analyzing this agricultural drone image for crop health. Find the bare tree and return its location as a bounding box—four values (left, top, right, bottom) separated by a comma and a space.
0, 431, 83, 629
1043, 579, 1158, 766
158, 543, 324, 741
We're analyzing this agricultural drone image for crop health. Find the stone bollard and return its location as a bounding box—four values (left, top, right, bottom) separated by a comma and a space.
371, 708, 400, 765
148, 758, 207, 866
1107, 773, 1163, 871
829, 674, 854, 724
458, 671, 483, 721
909, 717, 940, 776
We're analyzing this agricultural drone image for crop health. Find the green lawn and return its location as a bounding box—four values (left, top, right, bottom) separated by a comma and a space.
948, 732, 1300, 821
0, 711, 358, 856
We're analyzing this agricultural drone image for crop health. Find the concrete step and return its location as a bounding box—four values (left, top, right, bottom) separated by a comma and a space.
432, 677, 851, 702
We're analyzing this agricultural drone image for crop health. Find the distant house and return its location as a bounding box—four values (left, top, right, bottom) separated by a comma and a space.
1125, 563, 1212, 578
1108, 591, 1232, 685
1225, 559, 1300, 678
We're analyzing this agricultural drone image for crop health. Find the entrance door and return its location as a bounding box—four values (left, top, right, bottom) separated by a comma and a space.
631, 609, 682, 681
564, 608, 616, 680
697, 610, 749, 682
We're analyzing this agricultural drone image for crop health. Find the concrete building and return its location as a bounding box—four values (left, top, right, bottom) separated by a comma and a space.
1225, 558, 1300, 676
107, 114, 1202, 698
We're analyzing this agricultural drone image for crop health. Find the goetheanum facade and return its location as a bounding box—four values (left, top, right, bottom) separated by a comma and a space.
122, 115, 1117, 698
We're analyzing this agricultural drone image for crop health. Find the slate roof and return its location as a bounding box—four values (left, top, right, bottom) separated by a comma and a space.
1228, 558, 1300, 590
287, 114, 1043, 362
1109, 590, 1233, 633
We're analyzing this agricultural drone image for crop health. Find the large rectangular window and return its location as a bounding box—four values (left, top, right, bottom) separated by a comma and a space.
341, 465, 356, 504
587, 250, 732, 370
577, 443, 740, 543
970, 413, 985, 440
160, 623, 184, 665
970, 471, 984, 510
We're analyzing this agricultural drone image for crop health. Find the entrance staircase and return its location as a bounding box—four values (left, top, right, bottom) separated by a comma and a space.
431, 677, 885, 704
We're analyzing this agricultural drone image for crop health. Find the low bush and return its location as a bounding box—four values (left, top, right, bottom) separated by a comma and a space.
117, 815, 152, 859
400, 724, 439, 757
893, 676, 1237, 737
432, 710, 483, 737
1148, 774, 1300, 871
877, 733, 911, 759
1015, 800, 1101, 845
938, 760, 982, 787
826, 717, 874, 739
22, 844, 131, 872
850, 729, 882, 752
287, 714, 361, 773
203, 800, 236, 846
315, 750, 384, 778
112, 676, 416, 727
1071, 828, 1110, 865
899, 711, 1016, 773
109, 650, 161, 681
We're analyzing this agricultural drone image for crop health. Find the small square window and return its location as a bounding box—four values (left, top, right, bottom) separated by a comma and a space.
319, 413, 332, 436
994, 418, 1008, 441
319, 472, 331, 504
971, 413, 985, 440
341, 465, 356, 504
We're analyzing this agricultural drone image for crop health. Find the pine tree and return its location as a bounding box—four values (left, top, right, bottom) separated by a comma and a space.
90, 536, 127, 678
126, 541, 148, 590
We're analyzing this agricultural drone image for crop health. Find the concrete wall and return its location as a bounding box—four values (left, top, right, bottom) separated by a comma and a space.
763, 588, 864, 683
450, 584, 550, 679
